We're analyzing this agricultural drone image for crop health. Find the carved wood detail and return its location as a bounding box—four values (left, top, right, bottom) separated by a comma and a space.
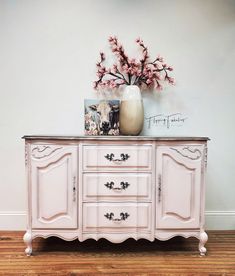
170, 146, 202, 160
155, 231, 200, 241
204, 145, 208, 168
32, 146, 63, 159
25, 144, 28, 166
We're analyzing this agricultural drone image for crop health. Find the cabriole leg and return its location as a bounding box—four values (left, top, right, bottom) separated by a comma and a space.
199, 231, 208, 256
23, 232, 32, 256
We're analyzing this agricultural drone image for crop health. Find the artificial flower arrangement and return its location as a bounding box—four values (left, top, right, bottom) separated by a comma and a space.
94, 36, 175, 91
88, 36, 175, 137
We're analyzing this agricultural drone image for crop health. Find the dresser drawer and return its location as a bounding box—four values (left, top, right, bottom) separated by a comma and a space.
82, 145, 152, 171
83, 203, 151, 232
83, 173, 151, 201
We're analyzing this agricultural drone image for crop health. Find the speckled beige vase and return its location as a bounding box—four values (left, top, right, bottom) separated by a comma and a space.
119, 85, 144, 136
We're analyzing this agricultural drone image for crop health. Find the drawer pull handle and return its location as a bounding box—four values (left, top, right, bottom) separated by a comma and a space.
158, 174, 162, 203
104, 212, 130, 222
104, 153, 130, 162
73, 176, 76, 202
104, 181, 130, 191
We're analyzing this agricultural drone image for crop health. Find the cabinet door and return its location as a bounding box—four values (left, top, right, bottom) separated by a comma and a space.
30, 145, 78, 229
156, 146, 203, 229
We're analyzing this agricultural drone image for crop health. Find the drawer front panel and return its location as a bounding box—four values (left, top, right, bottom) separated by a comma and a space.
83, 203, 151, 232
83, 145, 152, 171
83, 173, 152, 201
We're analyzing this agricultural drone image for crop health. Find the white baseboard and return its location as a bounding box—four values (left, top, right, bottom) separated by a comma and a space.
205, 211, 235, 230
0, 211, 234, 230
0, 212, 26, 230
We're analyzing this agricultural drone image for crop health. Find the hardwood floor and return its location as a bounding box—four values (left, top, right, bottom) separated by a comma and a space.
0, 231, 234, 275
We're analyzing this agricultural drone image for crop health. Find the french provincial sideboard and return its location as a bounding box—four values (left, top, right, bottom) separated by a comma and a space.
23, 136, 209, 256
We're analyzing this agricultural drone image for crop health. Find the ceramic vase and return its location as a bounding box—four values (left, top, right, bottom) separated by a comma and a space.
119, 85, 144, 136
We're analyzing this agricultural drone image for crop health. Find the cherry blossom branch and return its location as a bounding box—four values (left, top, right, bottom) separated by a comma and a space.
108, 72, 129, 84
94, 37, 175, 90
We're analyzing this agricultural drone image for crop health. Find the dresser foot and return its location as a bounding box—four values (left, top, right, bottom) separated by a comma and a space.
23, 232, 32, 256
199, 231, 208, 256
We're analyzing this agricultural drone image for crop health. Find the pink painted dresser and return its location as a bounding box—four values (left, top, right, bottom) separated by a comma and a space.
22, 136, 209, 256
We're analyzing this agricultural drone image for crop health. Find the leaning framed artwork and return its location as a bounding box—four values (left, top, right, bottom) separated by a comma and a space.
84, 99, 120, 135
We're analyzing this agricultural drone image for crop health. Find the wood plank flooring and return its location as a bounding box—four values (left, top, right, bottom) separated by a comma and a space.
0, 231, 234, 275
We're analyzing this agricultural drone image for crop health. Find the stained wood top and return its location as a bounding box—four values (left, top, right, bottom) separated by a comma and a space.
22, 135, 210, 141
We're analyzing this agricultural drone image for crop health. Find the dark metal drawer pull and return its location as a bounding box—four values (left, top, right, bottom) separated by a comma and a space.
158, 174, 162, 203
104, 153, 130, 162
104, 212, 130, 221
104, 181, 130, 191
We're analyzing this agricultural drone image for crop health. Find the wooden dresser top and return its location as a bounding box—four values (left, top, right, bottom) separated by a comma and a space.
22, 135, 210, 141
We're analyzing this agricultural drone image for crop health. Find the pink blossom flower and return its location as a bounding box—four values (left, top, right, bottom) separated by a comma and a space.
112, 64, 118, 73
155, 73, 162, 80
168, 77, 175, 85
156, 83, 163, 90
96, 72, 102, 78
157, 55, 164, 62
119, 79, 126, 85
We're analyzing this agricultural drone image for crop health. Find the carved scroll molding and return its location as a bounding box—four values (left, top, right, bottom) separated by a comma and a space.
32, 232, 78, 242
204, 145, 208, 168
155, 231, 200, 241
170, 146, 202, 160
165, 211, 191, 221
32, 146, 63, 159
25, 144, 28, 166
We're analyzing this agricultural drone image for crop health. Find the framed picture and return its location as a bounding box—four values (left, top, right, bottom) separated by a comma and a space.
84, 99, 120, 136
